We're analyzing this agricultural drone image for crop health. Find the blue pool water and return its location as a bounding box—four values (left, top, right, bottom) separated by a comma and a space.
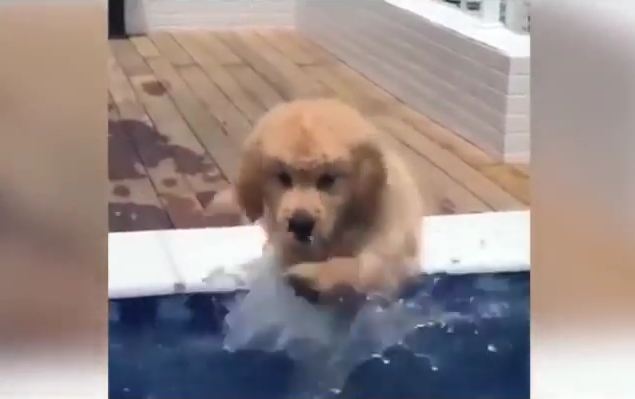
109, 272, 529, 399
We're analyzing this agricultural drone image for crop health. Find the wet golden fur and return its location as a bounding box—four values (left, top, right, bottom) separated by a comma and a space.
236, 99, 424, 297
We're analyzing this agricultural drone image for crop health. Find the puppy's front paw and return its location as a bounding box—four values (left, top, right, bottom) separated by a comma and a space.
285, 262, 367, 309
284, 262, 321, 289
284, 263, 321, 303
285, 259, 361, 292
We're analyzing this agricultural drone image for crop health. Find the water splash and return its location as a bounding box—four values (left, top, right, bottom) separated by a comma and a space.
220, 255, 472, 395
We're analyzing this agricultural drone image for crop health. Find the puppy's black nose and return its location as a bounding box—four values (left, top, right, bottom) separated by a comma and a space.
288, 211, 315, 242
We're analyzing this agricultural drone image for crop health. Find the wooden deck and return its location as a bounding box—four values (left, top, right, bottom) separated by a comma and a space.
108, 30, 529, 232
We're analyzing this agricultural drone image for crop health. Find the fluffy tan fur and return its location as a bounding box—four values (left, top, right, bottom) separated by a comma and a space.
235, 99, 425, 297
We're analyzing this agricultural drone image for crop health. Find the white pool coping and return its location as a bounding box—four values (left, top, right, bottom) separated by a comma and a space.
385, 0, 530, 57
108, 210, 529, 299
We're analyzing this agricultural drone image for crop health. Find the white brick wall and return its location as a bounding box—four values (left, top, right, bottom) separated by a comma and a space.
296, 0, 530, 162
126, 0, 295, 33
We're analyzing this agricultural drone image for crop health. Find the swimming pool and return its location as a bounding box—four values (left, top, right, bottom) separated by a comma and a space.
109, 211, 529, 399
110, 271, 528, 399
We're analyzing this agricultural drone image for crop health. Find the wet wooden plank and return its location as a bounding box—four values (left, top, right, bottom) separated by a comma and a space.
109, 49, 150, 122
396, 106, 530, 204
373, 116, 525, 211
215, 30, 294, 99
149, 31, 194, 67
108, 103, 173, 232
197, 31, 243, 65
110, 46, 222, 228
290, 32, 338, 64
256, 29, 317, 66
126, 75, 224, 203
480, 164, 530, 204
303, 64, 388, 114
216, 30, 328, 100
143, 55, 242, 182
380, 131, 491, 215
110, 50, 203, 227
172, 31, 266, 123
178, 64, 253, 145
110, 39, 152, 77
226, 64, 285, 110
130, 35, 161, 58
112, 44, 218, 180
394, 105, 497, 167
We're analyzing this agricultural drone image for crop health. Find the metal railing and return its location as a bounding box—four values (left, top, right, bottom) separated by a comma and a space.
439, 0, 530, 33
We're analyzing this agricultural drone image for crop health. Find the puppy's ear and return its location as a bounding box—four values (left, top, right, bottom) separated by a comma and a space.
236, 136, 264, 222
352, 141, 387, 219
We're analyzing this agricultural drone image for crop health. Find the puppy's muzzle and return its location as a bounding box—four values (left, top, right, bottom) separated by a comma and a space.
287, 210, 315, 243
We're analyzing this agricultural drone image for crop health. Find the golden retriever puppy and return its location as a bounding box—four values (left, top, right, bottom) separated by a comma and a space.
236, 99, 424, 297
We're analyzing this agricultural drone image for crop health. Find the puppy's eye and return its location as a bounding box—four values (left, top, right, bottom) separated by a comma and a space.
277, 171, 292, 188
317, 173, 336, 191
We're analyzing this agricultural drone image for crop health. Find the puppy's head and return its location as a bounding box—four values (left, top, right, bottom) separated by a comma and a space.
236, 99, 386, 253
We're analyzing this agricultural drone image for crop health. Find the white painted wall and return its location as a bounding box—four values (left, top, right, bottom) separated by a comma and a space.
296, 0, 530, 162
126, 0, 294, 33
